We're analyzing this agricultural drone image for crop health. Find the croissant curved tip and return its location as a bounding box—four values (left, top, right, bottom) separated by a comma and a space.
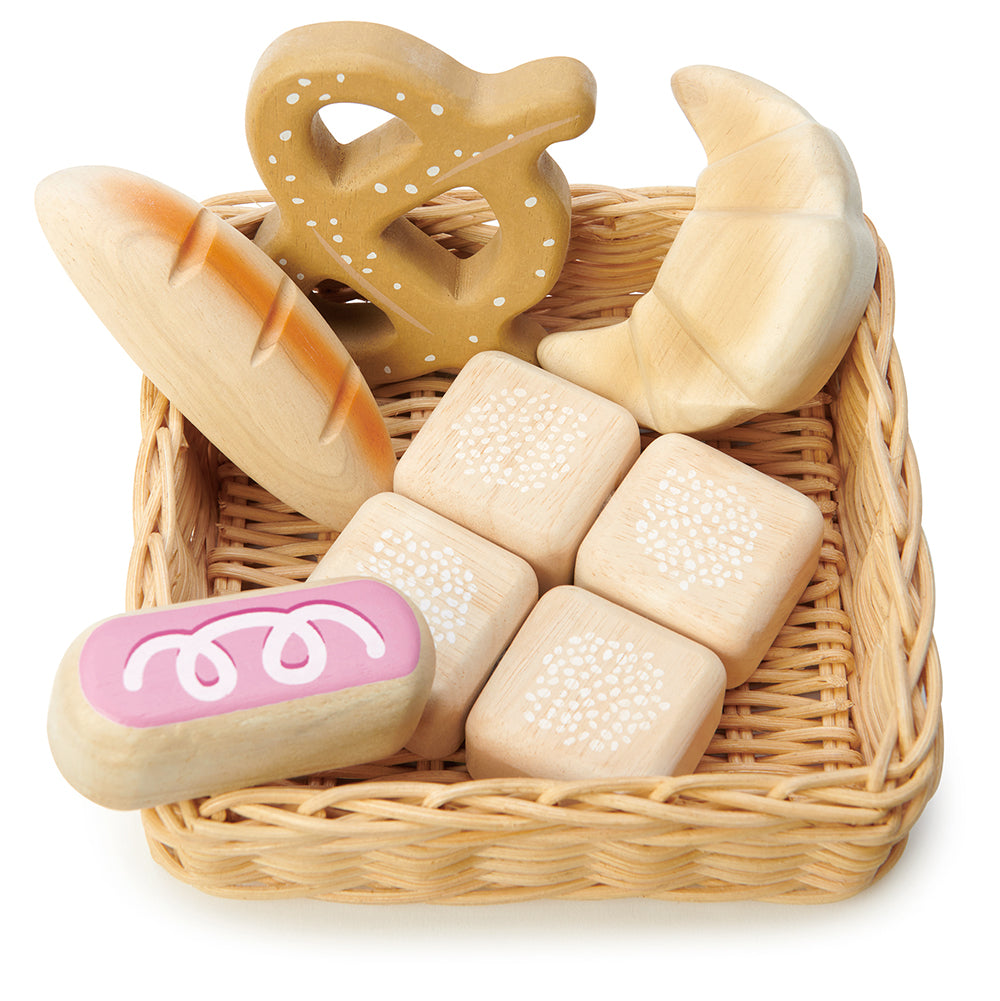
671, 65, 813, 162
668, 65, 714, 112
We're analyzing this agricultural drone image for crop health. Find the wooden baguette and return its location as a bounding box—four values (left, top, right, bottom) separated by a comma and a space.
36, 165, 395, 530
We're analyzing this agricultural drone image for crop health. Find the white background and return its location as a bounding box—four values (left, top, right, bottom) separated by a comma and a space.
4, 1, 992, 995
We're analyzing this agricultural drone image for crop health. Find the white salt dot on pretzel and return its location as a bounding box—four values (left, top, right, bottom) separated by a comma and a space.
469, 335, 479, 343
525, 196, 538, 208
330, 218, 338, 226
292, 198, 304, 205
454, 150, 463, 157
362, 268, 373, 274
508, 134, 515, 140
280, 130, 292, 141
397, 92, 406, 101
299, 78, 311, 86
425, 355, 436, 363
393, 283, 402, 290
333, 235, 343, 243
307, 220, 317, 227
342, 255, 353, 265
427, 166, 440, 177
320, 93, 331, 101
431, 104, 444, 116
405, 184, 418, 194
268, 155, 277, 164
285, 175, 296, 182
536, 270, 546, 278
494, 297, 506, 307
543, 238, 555, 247
278, 259, 287, 266
367, 252, 378, 260
385, 366, 392, 374
336, 73, 345, 83
287, 93, 300, 104
297, 273, 305, 281
374, 183, 388, 194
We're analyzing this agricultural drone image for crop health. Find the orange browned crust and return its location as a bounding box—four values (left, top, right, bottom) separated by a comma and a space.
111, 171, 394, 474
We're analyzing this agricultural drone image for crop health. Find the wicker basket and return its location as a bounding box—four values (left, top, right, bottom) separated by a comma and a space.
128, 185, 942, 903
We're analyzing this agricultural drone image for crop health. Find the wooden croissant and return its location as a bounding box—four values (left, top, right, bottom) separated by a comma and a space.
536, 65, 878, 434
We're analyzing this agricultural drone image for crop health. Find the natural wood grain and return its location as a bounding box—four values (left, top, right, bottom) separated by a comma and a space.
537, 65, 877, 434
575, 433, 824, 687
309, 492, 538, 758
247, 21, 595, 385
48, 578, 434, 810
35, 165, 395, 531
393, 351, 640, 591
465, 586, 725, 780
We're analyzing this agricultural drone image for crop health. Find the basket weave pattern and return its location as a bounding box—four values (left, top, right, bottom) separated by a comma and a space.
128, 186, 942, 903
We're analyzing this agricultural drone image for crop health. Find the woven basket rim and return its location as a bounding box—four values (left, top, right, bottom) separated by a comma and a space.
126, 184, 942, 904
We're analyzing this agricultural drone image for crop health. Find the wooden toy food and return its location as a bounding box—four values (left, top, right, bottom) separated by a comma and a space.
35, 165, 395, 531
309, 492, 538, 758
465, 586, 726, 780
393, 351, 640, 592
48, 578, 434, 810
575, 433, 824, 688
536, 65, 877, 435
246, 20, 596, 387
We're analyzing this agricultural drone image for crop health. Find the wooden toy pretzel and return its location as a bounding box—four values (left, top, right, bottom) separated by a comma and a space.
246, 21, 596, 386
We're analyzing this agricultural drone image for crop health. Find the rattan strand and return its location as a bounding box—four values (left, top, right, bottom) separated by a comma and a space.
124, 186, 941, 903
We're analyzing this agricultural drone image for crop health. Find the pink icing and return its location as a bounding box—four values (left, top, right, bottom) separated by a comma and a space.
79, 579, 422, 727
